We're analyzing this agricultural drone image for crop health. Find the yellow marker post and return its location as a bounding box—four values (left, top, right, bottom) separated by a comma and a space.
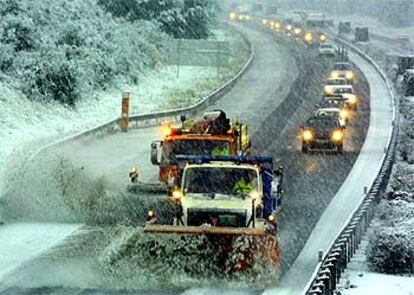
120, 91, 130, 132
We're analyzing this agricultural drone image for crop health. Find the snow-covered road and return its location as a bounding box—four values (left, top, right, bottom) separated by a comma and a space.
0, 23, 297, 292
0, 22, 382, 294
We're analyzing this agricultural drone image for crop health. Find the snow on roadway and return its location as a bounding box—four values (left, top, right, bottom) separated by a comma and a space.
0, 223, 80, 281
0, 23, 295, 292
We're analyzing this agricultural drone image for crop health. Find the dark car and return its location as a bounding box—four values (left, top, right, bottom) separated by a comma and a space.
301, 115, 345, 153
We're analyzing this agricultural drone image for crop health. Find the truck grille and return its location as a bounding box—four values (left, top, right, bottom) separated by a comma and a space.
187, 208, 247, 227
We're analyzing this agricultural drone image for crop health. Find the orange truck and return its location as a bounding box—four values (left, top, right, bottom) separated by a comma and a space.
150, 110, 250, 189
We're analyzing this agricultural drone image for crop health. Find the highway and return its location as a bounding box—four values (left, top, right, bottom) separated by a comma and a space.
0, 21, 381, 294
0, 23, 298, 291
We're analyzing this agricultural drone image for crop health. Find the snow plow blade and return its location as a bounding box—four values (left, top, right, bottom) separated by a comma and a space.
127, 181, 167, 194
143, 225, 266, 236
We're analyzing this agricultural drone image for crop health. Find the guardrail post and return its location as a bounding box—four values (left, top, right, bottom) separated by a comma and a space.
333, 242, 347, 274
343, 231, 354, 258
322, 262, 336, 292
313, 281, 326, 295
338, 235, 351, 265
308, 287, 323, 295
317, 274, 331, 295
120, 91, 130, 132
319, 269, 332, 294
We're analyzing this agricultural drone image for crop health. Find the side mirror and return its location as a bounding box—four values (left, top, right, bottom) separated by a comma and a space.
150, 141, 162, 165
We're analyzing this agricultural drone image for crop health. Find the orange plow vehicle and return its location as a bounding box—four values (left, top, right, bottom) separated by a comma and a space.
129, 110, 250, 194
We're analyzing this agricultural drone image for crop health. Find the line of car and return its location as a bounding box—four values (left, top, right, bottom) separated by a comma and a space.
301, 61, 359, 154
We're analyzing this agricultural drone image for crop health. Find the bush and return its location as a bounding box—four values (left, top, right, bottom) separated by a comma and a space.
367, 228, 414, 274
98, 0, 218, 39
0, 0, 169, 105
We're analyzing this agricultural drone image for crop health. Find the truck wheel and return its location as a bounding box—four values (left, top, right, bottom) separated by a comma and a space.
337, 144, 344, 154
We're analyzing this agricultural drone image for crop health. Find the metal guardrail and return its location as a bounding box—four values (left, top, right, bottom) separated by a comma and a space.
303, 36, 398, 295
29, 25, 254, 160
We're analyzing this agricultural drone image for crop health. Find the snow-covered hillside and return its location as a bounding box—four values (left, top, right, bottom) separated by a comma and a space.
0, 0, 252, 197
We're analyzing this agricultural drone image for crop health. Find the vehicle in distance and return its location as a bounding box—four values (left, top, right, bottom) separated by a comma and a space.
330, 62, 355, 83
315, 107, 347, 128
318, 43, 336, 57
323, 77, 348, 94
319, 96, 350, 122
330, 84, 359, 110
301, 115, 345, 153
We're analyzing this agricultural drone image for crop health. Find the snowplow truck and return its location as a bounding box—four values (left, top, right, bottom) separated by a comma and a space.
144, 155, 284, 272
150, 110, 250, 191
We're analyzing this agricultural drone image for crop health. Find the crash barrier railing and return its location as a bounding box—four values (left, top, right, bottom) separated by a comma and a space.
303, 35, 398, 295
29, 24, 254, 160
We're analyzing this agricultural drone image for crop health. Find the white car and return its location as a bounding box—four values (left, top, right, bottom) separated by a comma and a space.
319, 43, 336, 57
315, 107, 347, 128
330, 85, 359, 110
323, 78, 348, 94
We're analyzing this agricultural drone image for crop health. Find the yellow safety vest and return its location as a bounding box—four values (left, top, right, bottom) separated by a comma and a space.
232, 178, 253, 194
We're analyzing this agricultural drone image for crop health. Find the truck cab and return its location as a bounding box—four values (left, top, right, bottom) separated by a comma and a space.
171, 156, 283, 229
150, 110, 250, 189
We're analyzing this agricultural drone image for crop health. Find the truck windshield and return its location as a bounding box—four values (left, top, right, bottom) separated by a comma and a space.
162, 140, 231, 162
184, 167, 258, 198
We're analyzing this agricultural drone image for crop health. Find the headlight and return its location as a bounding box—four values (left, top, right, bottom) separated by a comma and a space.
275, 22, 281, 30
331, 130, 343, 141
346, 71, 354, 80
245, 15, 251, 21
340, 109, 348, 120
262, 19, 268, 25
294, 28, 302, 35
331, 71, 339, 79
302, 130, 313, 141
320, 34, 327, 42
324, 85, 333, 94
238, 14, 244, 20
286, 24, 293, 31
348, 95, 358, 104
172, 190, 182, 201
304, 32, 313, 43
160, 124, 172, 137
229, 12, 237, 20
